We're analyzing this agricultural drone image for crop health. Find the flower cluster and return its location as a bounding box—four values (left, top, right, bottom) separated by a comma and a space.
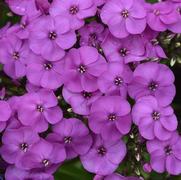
0, 0, 181, 179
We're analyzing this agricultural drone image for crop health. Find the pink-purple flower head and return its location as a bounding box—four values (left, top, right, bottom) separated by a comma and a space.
101, 0, 147, 38
167, 2, 181, 33
79, 21, 107, 50
147, 132, 181, 175
94, 173, 141, 180
63, 46, 107, 92
102, 33, 146, 64
29, 15, 76, 61
0, 36, 31, 79
80, 134, 126, 176
26, 54, 64, 90
141, 27, 167, 59
47, 118, 93, 160
146, 1, 179, 32
98, 62, 133, 97
132, 96, 178, 140
5, 166, 54, 180
0, 100, 12, 132
128, 62, 176, 106
5, 0, 41, 17
0, 127, 40, 168
63, 87, 102, 115
49, 0, 96, 30
17, 90, 63, 130
19, 138, 66, 173
89, 96, 132, 141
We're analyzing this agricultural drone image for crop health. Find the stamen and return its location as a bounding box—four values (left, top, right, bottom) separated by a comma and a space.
114, 77, 123, 86
64, 136, 72, 144
69, 5, 79, 15
97, 146, 107, 156
77, 65, 86, 74
20, 143, 28, 152
36, 105, 44, 112
12, 52, 20, 60
49, 31, 57, 40
121, 9, 129, 18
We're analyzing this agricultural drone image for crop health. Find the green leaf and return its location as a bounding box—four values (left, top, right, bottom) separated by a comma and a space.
54, 158, 93, 180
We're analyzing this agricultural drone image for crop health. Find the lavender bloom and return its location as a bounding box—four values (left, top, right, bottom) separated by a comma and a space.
63, 87, 102, 115
0, 100, 11, 132
101, 0, 147, 38
167, 2, 181, 33
35, 0, 51, 14
5, 0, 40, 17
63, 46, 107, 92
132, 96, 177, 140
29, 15, 76, 61
8, 15, 38, 39
17, 90, 63, 126
0, 127, 40, 167
80, 135, 126, 175
147, 132, 181, 175
94, 173, 141, 180
47, 118, 93, 160
19, 139, 66, 173
0, 36, 31, 79
141, 27, 167, 59
89, 96, 132, 141
128, 62, 176, 106
146, 1, 179, 32
26, 55, 64, 90
98, 62, 133, 97
102, 33, 146, 64
0, 100, 11, 122
79, 21, 107, 49
49, 0, 96, 30
5, 166, 54, 180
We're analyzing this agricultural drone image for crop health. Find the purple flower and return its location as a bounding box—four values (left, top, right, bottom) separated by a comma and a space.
0, 127, 40, 167
0, 100, 12, 132
94, 173, 141, 180
5, 166, 54, 180
35, 0, 51, 14
128, 62, 176, 106
5, 0, 40, 17
147, 132, 181, 175
0, 100, 11, 122
102, 33, 146, 63
63, 46, 107, 92
47, 118, 92, 160
26, 55, 64, 90
98, 62, 133, 97
143, 163, 152, 173
19, 138, 66, 173
17, 90, 63, 126
0, 36, 31, 79
100, 0, 147, 38
167, 2, 181, 33
80, 135, 126, 175
49, 0, 96, 30
89, 96, 131, 141
8, 15, 38, 40
29, 15, 76, 61
94, 0, 106, 7
0, 22, 11, 39
63, 87, 102, 115
132, 96, 177, 140
79, 21, 107, 49
146, 1, 179, 32
141, 27, 167, 59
